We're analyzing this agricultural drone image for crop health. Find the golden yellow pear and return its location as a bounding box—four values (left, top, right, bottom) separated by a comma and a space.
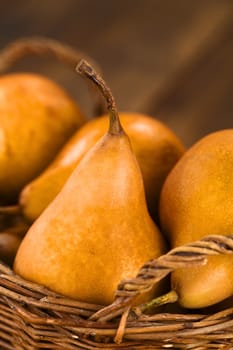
0, 73, 85, 201
159, 129, 233, 308
19, 113, 184, 222
14, 60, 167, 305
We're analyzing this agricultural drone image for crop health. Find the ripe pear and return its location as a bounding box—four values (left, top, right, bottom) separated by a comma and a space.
159, 129, 233, 308
0, 72, 85, 202
14, 60, 167, 305
0, 232, 22, 266
19, 113, 184, 222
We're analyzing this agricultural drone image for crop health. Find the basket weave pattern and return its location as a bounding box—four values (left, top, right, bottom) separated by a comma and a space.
0, 235, 233, 349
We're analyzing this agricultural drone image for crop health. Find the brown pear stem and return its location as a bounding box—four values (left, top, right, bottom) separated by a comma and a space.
76, 59, 123, 135
0, 205, 21, 216
0, 36, 105, 116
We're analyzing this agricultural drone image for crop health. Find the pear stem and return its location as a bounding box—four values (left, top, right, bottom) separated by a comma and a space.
76, 59, 123, 135
133, 290, 179, 316
0, 205, 21, 216
0, 36, 105, 117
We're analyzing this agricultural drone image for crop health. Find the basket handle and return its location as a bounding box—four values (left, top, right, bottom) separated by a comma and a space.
0, 36, 105, 117
91, 234, 233, 323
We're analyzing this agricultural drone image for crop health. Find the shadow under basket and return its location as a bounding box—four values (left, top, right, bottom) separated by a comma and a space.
0, 235, 233, 350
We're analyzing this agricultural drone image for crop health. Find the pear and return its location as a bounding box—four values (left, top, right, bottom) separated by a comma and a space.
0, 72, 85, 202
159, 129, 233, 308
14, 60, 167, 305
0, 232, 22, 266
19, 113, 184, 223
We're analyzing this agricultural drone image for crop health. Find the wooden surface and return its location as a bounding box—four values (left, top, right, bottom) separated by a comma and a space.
0, 0, 232, 146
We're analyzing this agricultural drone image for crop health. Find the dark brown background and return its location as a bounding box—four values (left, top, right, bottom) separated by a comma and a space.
0, 0, 232, 147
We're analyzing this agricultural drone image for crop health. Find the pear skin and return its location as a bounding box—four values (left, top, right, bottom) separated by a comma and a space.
0, 73, 85, 201
159, 129, 233, 308
14, 60, 167, 305
20, 113, 184, 222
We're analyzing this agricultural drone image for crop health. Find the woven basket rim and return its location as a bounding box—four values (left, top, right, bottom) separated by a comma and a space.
0, 234, 233, 349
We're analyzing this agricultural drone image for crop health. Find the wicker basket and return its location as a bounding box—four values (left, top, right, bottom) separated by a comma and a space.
0, 234, 233, 350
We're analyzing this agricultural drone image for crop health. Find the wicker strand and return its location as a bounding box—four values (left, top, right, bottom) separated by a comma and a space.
114, 306, 131, 344
0, 36, 105, 116
0, 37, 100, 73
91, 235, 233, 323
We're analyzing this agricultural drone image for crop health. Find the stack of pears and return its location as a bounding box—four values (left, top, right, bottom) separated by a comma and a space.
2, 48, 231, 311
0, 37, 90, 266
14, 60, 167, 305
0, 38, 186, 274
18, 112, 185, 223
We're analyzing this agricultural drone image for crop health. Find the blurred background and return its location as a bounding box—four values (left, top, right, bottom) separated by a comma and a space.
0, 0, 232, 146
